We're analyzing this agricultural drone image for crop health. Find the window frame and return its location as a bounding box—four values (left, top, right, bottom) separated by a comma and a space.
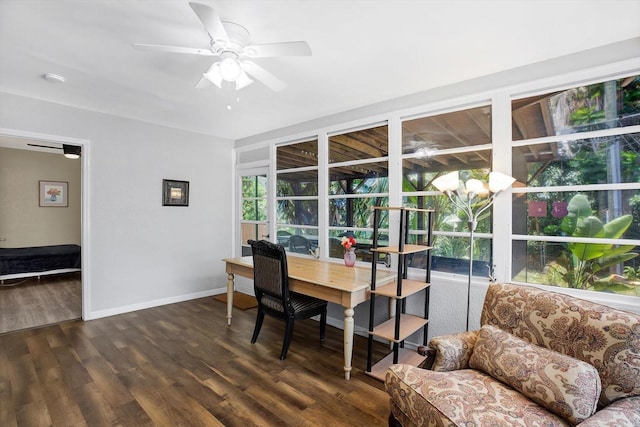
238, 62, 640, 306
508, 78, 640, 294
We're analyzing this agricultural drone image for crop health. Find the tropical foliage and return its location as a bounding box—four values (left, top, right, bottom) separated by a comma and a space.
543, 194, 638, 293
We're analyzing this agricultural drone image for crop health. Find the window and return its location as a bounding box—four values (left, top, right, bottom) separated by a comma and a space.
511, 75, 640, 296
250, 66, 640, 303
401, 105, 493, 275
275, 139, 319, 255
328, 124, 389, 261
240, 172, 268, 256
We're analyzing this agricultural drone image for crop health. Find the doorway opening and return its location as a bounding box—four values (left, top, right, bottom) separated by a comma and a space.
0, 128, 90, 333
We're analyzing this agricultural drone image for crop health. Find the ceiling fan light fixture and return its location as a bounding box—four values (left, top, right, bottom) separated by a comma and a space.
235, 69, 253, 90
203, 64, 223, 88
63, 144, 81, 159
219, 56, 241, 81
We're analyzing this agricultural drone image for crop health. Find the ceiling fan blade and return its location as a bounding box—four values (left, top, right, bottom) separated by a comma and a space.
245, 41, 311, 58
189, 2, 229, 43
241, 60, 286, 92
27, 143, 61, 150
132, 43, 214, 56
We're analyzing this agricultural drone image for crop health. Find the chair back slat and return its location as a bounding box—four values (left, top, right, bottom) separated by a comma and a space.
250, 240, 290, 310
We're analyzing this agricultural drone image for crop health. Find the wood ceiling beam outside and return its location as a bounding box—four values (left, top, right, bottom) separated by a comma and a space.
512, 110, 533, 140
329, 134, 386, 159
540, 100, 555, 137
465, 108, 491, 140
429, 116, 474, 147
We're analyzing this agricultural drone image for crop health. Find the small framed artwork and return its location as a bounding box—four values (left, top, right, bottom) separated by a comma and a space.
39, 181, 68, 207
162, 179, 189, 206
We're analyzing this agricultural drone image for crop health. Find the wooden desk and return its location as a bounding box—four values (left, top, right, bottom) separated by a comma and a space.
223, 256, 395, 380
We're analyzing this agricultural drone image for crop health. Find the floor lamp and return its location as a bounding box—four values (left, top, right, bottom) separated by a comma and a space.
433, 171, 516, 331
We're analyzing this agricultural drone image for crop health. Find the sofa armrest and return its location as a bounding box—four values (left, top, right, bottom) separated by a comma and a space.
416, 345, 436, 370
577, 396, 640, 426
428, 330, 478, 371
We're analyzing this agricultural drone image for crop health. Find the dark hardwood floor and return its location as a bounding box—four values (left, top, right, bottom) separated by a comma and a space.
0, 296, 392, 426
0, 272, 82, 333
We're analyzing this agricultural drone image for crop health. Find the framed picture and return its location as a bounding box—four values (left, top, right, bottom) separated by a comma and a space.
162, 179, 189, 206
39, 181, 68, 207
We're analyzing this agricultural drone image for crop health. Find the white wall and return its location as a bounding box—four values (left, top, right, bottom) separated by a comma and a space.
0, 93, 233, 318
0, 147, 81, 247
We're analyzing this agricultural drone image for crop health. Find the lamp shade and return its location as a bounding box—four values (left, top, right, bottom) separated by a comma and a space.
488, 171, 516, 193
63, 144, 81, 159
219, 57, 241, 81
235, 69, 253, 90
465, 179, 484, 194
433, 171, 459, 193
204, 64, 223, 88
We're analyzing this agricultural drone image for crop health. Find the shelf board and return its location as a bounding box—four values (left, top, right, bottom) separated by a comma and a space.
369, 314, 428, 342
371, 244, 432, 254
366, 348, 427, 381
371, 279, 430, 298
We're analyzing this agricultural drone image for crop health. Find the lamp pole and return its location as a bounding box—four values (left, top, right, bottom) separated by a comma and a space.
433, 171, 515, 332
467, 219, 476, 332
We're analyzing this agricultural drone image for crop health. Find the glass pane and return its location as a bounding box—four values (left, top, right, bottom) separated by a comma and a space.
512, 240, 640, 296
327, 230, 388, 263
277, 200, 318, 226
277, 228, 318, 254
513, 133, 640, 186
329, 197, 389, 228
329, 161, 389, 195
427, 235, 491, 277
277, 170, 318, 196
402, 151, 491, 185
403, 168, 494, 234
241, 199, 266, 221
241, 223, 267, 245
512, 189, 640, 295
276, 139, 318, 170
512, 190, 640, 241
241, 175, 267, 198
512, 75, 640, 141
402, 105, 492, 155
329, 125, 388, 163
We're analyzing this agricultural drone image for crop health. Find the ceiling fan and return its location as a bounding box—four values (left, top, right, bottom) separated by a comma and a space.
132, 2, 311, 92
27, 143, 81, 159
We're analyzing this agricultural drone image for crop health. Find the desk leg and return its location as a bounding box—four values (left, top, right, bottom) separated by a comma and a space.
226, 273, 234, 326
343, 307, 355, 380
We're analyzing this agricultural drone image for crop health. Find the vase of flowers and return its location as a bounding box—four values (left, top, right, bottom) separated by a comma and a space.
341, 236, 357, 267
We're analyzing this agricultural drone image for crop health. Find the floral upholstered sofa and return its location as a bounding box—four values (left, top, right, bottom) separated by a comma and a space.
385, 283, 640, 426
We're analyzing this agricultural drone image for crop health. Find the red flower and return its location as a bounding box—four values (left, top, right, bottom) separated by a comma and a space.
341, 236, 357, 250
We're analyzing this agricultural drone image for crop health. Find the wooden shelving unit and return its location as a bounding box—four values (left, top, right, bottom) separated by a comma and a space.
366, 206, 434, 381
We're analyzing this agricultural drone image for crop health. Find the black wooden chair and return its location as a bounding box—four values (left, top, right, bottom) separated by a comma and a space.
249, 240, 327, 360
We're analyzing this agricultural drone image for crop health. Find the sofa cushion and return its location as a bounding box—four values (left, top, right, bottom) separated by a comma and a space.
386, 364, 570, 427
576, 396, 640, 427
480, 283, 640, 407
469, 325, 601, 425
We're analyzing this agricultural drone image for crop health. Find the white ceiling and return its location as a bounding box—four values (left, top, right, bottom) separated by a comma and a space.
1, 0, 640, 142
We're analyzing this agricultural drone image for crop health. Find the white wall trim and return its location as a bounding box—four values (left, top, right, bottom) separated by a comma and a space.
87, 288, 225, 320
